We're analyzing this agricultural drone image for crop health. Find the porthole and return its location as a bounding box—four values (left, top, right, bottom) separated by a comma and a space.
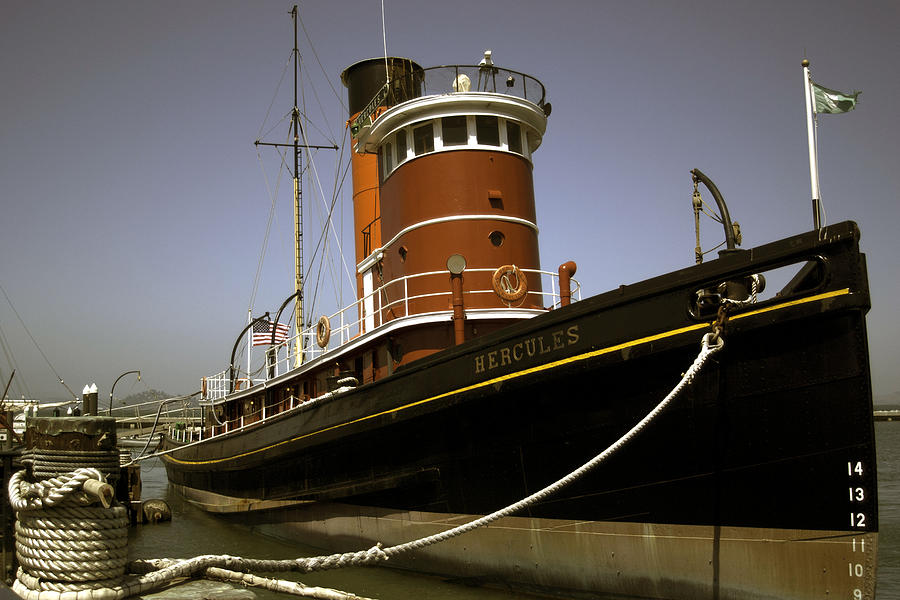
489, 231, 505, 247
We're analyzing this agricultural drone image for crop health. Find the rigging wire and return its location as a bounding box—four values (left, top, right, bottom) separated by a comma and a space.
247, 3, 356, 359
297, 53, 340, 146
248, 137, 287, 313
298, 13, 347, 114
699, 240, 726, 257
0, 282, 77, 400
296, 113, 356, 294
0, 322, 32, 401
698, 196, 723, 223
256, 53, 294, 142
306, 133, 353, 317
258, 109, 294, 148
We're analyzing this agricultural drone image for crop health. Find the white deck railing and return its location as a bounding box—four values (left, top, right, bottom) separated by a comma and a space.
202, 268, 580, 402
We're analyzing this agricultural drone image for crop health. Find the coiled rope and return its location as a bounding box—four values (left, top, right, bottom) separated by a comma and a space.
10, 468, 129, 597
9, 332, 723, 598
23, 448, 121, 482
9, 468, 370, 599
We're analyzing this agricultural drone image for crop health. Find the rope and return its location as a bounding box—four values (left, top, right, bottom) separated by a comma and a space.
10, 468, 130, 597
9, 331, 724, 599
384, 332, 724, 557
10, 468, 369, 599
138, 331, 726, 577
719, 273, 761, 307
24, 449, 121, 481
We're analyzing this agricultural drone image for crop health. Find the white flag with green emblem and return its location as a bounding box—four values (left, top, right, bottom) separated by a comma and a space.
812, 82, 860, 114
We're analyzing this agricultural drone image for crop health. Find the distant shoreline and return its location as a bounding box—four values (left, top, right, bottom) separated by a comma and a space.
875, 408, 900, 421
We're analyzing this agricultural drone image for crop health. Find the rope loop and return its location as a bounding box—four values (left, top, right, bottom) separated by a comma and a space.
719, 273, 761, 307
9, 328, 727, 599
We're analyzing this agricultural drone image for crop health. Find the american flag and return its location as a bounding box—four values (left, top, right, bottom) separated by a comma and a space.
251, 320, 290, 346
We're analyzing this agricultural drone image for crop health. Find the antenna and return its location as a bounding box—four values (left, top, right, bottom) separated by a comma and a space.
381, 0, 390, 84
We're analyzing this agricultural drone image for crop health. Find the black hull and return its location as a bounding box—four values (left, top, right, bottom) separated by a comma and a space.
162, 222, 878, 599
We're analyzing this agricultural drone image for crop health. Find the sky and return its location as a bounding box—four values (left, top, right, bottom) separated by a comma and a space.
1, 0, 898, 405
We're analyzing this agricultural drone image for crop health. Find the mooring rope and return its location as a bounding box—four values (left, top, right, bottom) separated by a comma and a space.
10, 332, 723, 599
10, 468, 129, 597
382, 332, 724, 558
9, 468, 369, 599
23, 448, 121, 482
183, 332, 725, 572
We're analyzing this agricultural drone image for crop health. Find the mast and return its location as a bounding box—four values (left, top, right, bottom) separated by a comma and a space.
291, 4, 304, 367
254, 5, 337, 367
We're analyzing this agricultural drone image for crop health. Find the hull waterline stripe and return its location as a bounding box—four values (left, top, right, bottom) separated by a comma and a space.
165, 288, 851, 465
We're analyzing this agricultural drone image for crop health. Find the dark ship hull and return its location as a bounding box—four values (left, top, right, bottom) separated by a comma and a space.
162, 221, 878, 600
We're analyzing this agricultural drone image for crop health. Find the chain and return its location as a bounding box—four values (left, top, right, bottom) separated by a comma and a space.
709, 304, 729, 345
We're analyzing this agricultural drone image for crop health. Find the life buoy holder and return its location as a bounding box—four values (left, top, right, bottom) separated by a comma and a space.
316, 315, 331, 348
492, 265, 528, 302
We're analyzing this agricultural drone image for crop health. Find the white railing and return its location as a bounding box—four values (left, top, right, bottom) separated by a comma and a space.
202, 268, 581, 401
192, 394, 308, 439
167, 424, 205, 444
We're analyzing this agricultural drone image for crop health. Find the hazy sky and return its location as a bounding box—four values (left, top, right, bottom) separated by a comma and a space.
1, 0, 898, 405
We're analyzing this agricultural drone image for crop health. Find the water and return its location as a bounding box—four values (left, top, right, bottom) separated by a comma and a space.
129, 460, 527, 600
877, 421, 900, 598
129, 423, 900, 599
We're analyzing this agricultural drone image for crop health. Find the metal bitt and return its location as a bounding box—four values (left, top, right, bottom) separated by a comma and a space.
25, 417, 119, 482
82, 383, 99, 416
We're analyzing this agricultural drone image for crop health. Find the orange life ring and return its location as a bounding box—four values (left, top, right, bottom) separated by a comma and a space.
316, 315, 331, 348
492, 265, 528, 302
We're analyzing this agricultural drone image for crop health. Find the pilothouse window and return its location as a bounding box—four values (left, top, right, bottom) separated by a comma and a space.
476, 116, 499, 146
506, 120, 522, 154
383, 141, 393, 176
396, 129, 408, 162
413, 123, 434, 155
381, 116, 529, 179
442, 116, 468, 146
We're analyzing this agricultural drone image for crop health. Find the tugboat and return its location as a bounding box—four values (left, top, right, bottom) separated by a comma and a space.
161, 9, 878, 600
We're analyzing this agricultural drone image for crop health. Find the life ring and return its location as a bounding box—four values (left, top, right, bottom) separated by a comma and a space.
492, 265, 528, 302
316, 315, 331, 348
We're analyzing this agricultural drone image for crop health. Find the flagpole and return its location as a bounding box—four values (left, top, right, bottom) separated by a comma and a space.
802, 59, 822, 231
247, 308, 253, 388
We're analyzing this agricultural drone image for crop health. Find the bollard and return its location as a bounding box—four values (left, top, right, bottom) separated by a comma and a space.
25, 416, 119, 482
14, 416, 129, 597
82, 382, 99, 416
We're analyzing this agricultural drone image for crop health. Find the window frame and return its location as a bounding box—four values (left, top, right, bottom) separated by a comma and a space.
380, 116, 531, 180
